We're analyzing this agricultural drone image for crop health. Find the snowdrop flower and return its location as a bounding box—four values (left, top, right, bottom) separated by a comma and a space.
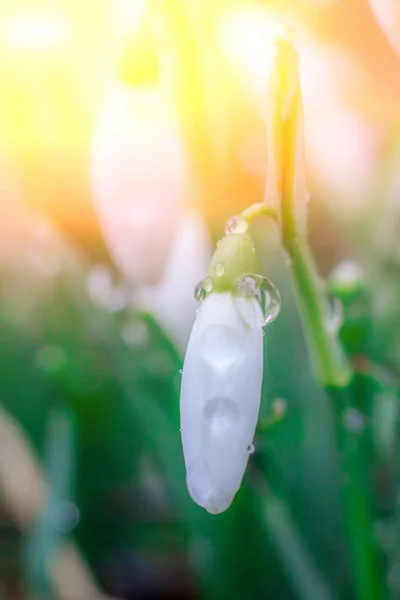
180, 225, 281, 514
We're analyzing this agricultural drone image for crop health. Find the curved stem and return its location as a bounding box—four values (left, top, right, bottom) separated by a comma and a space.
240, 202, 278, 223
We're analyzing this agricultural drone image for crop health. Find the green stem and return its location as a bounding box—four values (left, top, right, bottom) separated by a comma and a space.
284, 235, 384, 599
285, 236, 351, 387
241, 202, 278, 223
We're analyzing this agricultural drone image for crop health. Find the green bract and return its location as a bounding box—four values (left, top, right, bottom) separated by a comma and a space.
207, 232, 259, 294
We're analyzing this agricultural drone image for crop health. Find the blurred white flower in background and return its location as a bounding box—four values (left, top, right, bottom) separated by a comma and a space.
91, 81, 211, 347
91, 83, 186, 285
135, 210, 212, 350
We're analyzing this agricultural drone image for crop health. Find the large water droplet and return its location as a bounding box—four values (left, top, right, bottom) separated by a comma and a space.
236, 274, 281, 325
225, 215, 248, 235
203, 397, 238, 433
215, 262, 225, 277
201, 325, 241, 369
326, 294, 343, 335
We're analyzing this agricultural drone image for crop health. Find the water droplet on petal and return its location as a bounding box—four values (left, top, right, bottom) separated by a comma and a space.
237, 274, 281, 325
215, 262, 225, 277
194, 277, 214, 301
201, 325, 241, 369
225, 215, 248, 235
179, 368, 183, 374
194, 281, 207, 302
236, 275, 257, 296
326, 294, 343, 335
203, 397, 238, 433
247, 443, 255, 454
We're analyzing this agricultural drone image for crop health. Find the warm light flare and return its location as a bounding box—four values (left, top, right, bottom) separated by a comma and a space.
1, 12, 72, 52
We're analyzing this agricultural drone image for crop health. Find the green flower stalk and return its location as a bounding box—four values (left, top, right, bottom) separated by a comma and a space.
263, 36, 351, 387
259, 34, 384, 600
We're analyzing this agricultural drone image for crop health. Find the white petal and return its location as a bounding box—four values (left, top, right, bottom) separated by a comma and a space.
180, 293, 264, 514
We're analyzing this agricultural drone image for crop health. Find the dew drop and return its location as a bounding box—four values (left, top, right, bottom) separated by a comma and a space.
326, 294, 343, 335
203, 397, 238, 433
247, 443, 255, 454
179, 368, 183, 374
215, 262, 225, 277
201, 325, 241, 368
237, 274, 281, 325
236, 275, 257, 296
252, 243, 256, 252
225, 215, 248, 235
194, 281, 207, 302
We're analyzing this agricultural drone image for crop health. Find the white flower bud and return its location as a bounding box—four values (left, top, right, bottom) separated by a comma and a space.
180, 291, 264, 514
